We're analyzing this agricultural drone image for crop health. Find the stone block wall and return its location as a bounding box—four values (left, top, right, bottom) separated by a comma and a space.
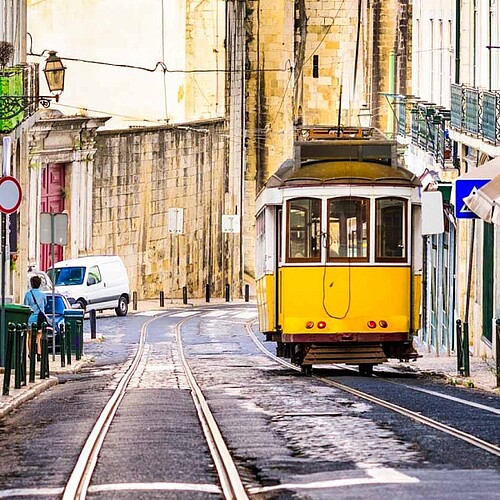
92, 120, 239, 300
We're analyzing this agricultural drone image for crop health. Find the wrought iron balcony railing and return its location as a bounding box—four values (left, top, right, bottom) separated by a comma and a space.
403, 101, 452, 168
0, 64, 41, 133
450, 83, 500, 145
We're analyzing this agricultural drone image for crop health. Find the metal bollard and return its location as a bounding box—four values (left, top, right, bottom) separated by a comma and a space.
182, 286, 188, 305
2, 323, 15, 396
462, 321, 470, 377
29, 324, 37, 382
90, 309, 97, 340
133, 291, 138, 310
75, 320, 83, 361
205, 284, 211, 303
20, 324, 27, 387
40, 324, 49, 379
225, 283, 230, 302
496, 319, 500, 388
160, 291, 165, 307
14, 324, 21, 389
59, 324, 66, 368
245, 284, 250, 302
456, 319, 463, 374
66, 322, 72, 366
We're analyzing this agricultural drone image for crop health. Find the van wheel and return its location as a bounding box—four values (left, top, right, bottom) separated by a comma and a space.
115, 296, 128, 316
76, 299, 86, 312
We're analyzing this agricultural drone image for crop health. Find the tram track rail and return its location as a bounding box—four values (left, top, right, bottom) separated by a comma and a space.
63, 312, 249, 500
245, 321, 500, 459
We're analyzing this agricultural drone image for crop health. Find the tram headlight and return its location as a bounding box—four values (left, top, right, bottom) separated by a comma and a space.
305, 321, 314, 329
317, 321, 327, 329
367, 320, 377, 329
379, 320, 388, 328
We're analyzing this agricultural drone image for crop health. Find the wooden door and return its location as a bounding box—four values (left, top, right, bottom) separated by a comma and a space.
40, 163, 65, 270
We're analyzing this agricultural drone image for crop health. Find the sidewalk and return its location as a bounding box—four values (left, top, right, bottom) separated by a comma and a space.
1, 299, 498, 419
386, 342, 500, 394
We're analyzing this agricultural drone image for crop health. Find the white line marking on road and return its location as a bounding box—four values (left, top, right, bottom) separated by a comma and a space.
135, 311, 165, 316
0, 487, 64, 498
88, 482, 221, 494
247, 468, 418, 494
202, 311, 228, 317
169, 311, 200, 317
232, 311, 258, 319
401, 385, 500, 415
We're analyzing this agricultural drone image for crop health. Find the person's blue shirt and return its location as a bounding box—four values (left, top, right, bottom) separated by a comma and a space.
23, 288, 46, 328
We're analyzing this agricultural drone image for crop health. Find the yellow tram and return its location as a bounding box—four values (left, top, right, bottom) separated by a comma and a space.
255, 127, 422, 375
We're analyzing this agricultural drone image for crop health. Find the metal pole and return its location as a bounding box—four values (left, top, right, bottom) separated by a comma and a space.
462, 219, 475, 377
51, 214, 56, 361
0, 212, 5, 367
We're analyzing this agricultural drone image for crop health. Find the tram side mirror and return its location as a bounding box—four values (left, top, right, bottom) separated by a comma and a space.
421, 191, 445, 234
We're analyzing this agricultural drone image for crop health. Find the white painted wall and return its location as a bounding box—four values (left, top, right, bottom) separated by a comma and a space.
412, 0, 454, 107
27, 0, 223, 129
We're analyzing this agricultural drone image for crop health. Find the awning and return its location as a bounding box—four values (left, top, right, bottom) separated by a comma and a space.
464, 175, 500, 223
459, 157, 500, 223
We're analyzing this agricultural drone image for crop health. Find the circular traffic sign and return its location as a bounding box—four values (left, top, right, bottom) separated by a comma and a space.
0, 176, 22, 214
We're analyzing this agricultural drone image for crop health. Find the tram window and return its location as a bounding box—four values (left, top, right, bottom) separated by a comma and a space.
327, 198, 369, 261
376, 198, 407, 261
287, 198, 321, 261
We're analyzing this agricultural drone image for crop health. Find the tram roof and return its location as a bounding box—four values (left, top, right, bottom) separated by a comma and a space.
266, 160, 421, 188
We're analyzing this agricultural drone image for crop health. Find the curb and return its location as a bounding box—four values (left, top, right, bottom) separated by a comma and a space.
0, 377, 58, 419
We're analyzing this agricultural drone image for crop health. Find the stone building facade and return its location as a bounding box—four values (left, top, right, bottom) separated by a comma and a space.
91, 120, 237, 300
241, 0, 412, 277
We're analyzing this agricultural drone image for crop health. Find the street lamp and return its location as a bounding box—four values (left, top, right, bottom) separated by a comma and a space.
43, 51, 66, 98
0, 50, 66, 125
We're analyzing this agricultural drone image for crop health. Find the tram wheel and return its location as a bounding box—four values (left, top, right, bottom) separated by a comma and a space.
359, 364, 374, 376
301, 364, 313, 376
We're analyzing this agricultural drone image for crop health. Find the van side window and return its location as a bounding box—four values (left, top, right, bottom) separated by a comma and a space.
88, 266, 102, 286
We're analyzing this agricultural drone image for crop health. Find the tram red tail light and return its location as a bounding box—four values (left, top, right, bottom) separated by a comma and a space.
317, 321, 327, 329
305, 321, 314, 329
379, 320, 388, 328
367, 320, 377, 329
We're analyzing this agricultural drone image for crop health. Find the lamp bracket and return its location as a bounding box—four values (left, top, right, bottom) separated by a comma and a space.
0, 95, 53, 120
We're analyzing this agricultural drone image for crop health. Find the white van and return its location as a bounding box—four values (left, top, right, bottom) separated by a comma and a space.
48, 256, 130, 316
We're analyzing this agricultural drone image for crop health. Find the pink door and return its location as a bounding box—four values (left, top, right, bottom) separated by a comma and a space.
40, 163, 65, 271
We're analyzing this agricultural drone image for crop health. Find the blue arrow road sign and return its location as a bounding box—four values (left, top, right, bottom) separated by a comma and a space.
454, 178, 490, 219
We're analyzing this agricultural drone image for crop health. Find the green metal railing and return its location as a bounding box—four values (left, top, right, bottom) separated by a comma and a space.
2, 318, 83, 396
450, 83, 500, 146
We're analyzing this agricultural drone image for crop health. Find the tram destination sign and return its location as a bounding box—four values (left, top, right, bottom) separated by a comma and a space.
454, 178, 490, 219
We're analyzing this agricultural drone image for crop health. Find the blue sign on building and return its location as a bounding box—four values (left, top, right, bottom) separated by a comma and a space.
454, 178, 490, 219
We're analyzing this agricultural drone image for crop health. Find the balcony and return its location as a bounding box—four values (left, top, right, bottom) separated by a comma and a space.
450, 83, 500, 146
399, 101, 452, 168
0, 64, 40, 133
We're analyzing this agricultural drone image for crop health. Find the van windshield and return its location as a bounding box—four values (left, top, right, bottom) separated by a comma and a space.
50, 267, 85, 286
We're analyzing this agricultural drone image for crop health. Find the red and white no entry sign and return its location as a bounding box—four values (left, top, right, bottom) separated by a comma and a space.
0, 176, 22, 214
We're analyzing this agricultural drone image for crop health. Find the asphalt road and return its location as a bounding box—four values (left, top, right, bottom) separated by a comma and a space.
0, 304, 498, 499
